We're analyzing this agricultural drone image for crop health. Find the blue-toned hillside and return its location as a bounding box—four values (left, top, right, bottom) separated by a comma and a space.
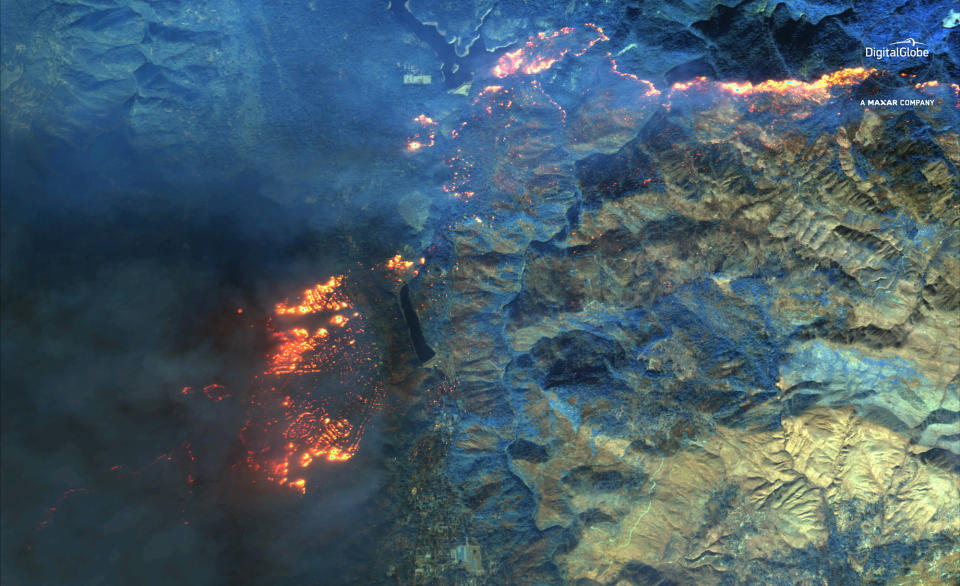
2, 1, 959, 585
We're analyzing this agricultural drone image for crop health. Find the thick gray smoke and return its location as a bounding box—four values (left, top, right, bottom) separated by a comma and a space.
1, 1, 432, 583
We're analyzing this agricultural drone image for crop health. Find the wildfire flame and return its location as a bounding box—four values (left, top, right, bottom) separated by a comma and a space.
670, 67, 876, 100
383, 253, 420, 281
275, 277, 351, 315
493, 24, 608, 78
407, 113, 439, 151
914, 80, 960, 106
430, 25, 882, 217
238, 255, 412, 492
669, 68, 876, 99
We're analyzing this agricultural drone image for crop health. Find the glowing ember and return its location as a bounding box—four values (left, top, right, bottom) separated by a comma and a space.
265, 276, 369, 377
36, 488, 91, 531
236, 263, 407, 493
242, 387, 369, 492
383, 253, 418, 281
442, 153, 475, 201
179, 384, 231, 401
609, 58, 660, 97
268, 327, 329, 374
385, 254, 414, 271
494, 48, 523, 78
670, 79, 701, 92
407, 113, 438, 151
672, 67, 874, 100
275, 277, 351, 315
915, 80, 960, 105
493, 24, 608, 78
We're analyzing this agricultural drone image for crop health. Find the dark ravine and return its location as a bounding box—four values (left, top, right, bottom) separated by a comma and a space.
400, 284, 435, 362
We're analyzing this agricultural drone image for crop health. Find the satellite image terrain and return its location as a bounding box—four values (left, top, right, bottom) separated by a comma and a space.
2, 0, 959, 584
